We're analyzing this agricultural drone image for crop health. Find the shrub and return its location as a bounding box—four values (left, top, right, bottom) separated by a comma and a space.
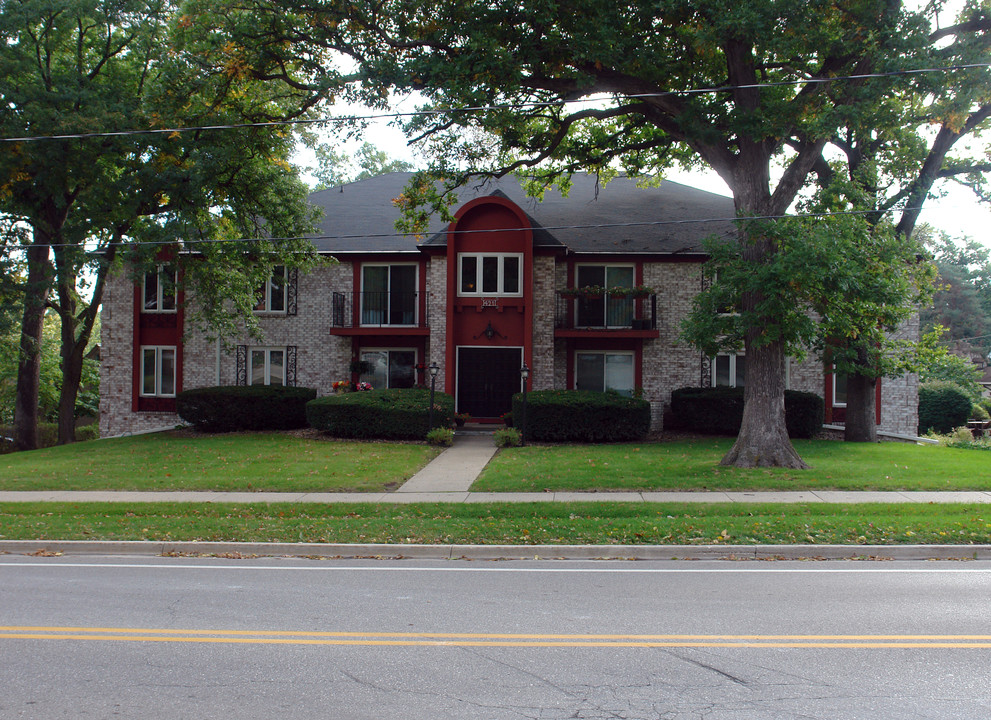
510, 390, 651, 443
493, 427, 521, 448
918, 381, 972, 435
176, 385, 317, 432
306, 388, 454, 440
669, 387, 823, 439
426, 427, 455, 446
972, 403, 990, 422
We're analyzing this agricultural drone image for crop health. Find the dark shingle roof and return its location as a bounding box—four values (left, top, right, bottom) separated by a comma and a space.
306, 172, 736, 255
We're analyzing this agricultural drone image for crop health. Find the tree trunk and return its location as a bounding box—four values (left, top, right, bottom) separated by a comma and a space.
13, 242, 52, 451
721, 338, 810, 468
844, 371, 877, 442
57, 341, 85, 445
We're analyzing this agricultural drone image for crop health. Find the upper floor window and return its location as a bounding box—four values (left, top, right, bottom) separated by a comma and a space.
142, 267, 176, 313
713, 353, 745, 388
575, 264, 634, 327
575, 351, 634, 396
459, 253, 522, 296
255, 266, 287, 313
361, 264, 417, 326
140, 346, 176, 397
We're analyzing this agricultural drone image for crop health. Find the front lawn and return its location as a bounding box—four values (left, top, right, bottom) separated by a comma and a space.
3, 501, 990, 545
0, 432, 439, 492
474, 439, 991, 492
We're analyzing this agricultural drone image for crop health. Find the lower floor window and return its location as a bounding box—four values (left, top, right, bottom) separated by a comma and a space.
250, 348, 285, 386
713, 354, 745, 388
361, 349, 416, 389
832, 371, 848, 406
576, 352, 634, 396
141, 346, 176, 397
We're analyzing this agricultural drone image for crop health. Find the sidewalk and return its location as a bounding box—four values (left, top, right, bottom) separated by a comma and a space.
1, 431, 991, 504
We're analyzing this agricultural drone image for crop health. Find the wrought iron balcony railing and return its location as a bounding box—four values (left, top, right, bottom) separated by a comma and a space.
555, 292, 657, 331
331, 291, 427, 328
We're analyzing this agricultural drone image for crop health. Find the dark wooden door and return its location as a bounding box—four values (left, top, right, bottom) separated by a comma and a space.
457, 347, 522, 418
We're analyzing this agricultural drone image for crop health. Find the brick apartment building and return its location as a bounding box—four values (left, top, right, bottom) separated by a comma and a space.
99, 173, 919, 437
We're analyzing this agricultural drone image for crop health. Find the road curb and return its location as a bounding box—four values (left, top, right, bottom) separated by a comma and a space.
3, 540, 991, 561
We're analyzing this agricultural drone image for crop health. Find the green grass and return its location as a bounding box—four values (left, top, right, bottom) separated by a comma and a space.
3, 501, 991, 545
474, 439, 991, 491
0, 432, 439, 492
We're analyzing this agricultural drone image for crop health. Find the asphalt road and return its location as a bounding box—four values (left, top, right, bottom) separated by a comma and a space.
2, 556, 991, 719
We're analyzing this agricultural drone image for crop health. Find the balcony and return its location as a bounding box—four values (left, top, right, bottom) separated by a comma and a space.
330, 291, 429, 335
554, 292, 659, 337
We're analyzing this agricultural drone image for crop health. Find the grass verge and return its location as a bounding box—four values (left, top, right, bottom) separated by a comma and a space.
3, 502, 991, 545
475, 439, 991, 491
0, 432, 439, 492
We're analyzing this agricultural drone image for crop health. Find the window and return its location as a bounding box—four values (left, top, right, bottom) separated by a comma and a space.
575, 265, 634, 327
459, 253, 522, 296
250, 348, 285, 386
713, 354, 745, 388
140, 346, 176, 397
575, 352, 634, 396
255, 266, 287, 313
833, 371, 848, 406
142, 267, 176, 313
361, 264, 417, 325
360, 349, 416, 390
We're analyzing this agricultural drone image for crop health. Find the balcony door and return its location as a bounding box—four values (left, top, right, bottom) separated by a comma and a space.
575, 265, 634, 327
361, 265, 417, 326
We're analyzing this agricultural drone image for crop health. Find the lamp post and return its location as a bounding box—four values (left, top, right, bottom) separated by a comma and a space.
428, 361, 440, 431
520, 361, 530, 446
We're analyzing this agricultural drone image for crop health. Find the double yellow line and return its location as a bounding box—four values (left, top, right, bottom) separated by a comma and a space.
3, 627, 991, 648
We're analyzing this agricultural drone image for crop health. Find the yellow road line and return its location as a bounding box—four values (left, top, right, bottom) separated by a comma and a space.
2, 627, 991, 648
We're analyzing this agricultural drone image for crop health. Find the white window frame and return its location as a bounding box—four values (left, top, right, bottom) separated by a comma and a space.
458, 253, 523, 297
255, 266, 288, 314
140, 346, 177, 397
248, 347, 286, 386
142, 267, 177, 314
832, 370, 848, 407
359, 348, 418, 389
360, 263, 419, 326
574, 350, 635, 396
712, 353, 745, 388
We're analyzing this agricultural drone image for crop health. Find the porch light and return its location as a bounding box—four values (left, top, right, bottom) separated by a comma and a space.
428, 362, 440, 431
520, 362, 530, 446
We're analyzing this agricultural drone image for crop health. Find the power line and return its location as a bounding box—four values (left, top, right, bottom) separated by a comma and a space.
8, 205, 929, 251
2, 63, 989, 143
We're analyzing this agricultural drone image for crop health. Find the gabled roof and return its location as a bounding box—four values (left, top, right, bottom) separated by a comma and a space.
306, 172, 737, 255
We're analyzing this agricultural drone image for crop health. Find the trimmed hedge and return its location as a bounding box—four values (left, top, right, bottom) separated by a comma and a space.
176, 385, 317, 432
918, 381, 972, 435
510, 390, 651, 443
306, 388, 455, 440
669, 387, 824, 439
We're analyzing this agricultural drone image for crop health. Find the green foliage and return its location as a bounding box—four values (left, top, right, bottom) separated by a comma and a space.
493, 428, 522, 448
669, 387, 824, 439
306, 388, 455, 440
307, 141, 414, 189
918, 381, 973, 435
0, 422, 98, 454
511, 390, 650, 443
682, 213, 936, 379
425, 427, 454, 446
918, 340, 984, 401
970, 404, 989, 422
176, 386, 317, 433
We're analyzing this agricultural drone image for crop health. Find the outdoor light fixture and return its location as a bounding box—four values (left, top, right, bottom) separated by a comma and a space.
428, 361, 440, 430
520, 361, 530, 446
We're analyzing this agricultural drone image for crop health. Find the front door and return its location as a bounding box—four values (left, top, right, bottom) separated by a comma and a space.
457, 347, 522, 418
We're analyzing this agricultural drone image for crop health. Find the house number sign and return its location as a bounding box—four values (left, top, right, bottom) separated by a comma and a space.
481, 298, 499, 308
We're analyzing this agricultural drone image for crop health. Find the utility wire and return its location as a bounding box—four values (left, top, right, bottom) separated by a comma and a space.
1, 63, 989, 143
9, 205, 929, 251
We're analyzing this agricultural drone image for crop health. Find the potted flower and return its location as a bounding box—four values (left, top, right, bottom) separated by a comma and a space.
332, 380, 350, 393
630, 284, 654, 299
355, 381, 373, 391
454, 412, 472, 428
